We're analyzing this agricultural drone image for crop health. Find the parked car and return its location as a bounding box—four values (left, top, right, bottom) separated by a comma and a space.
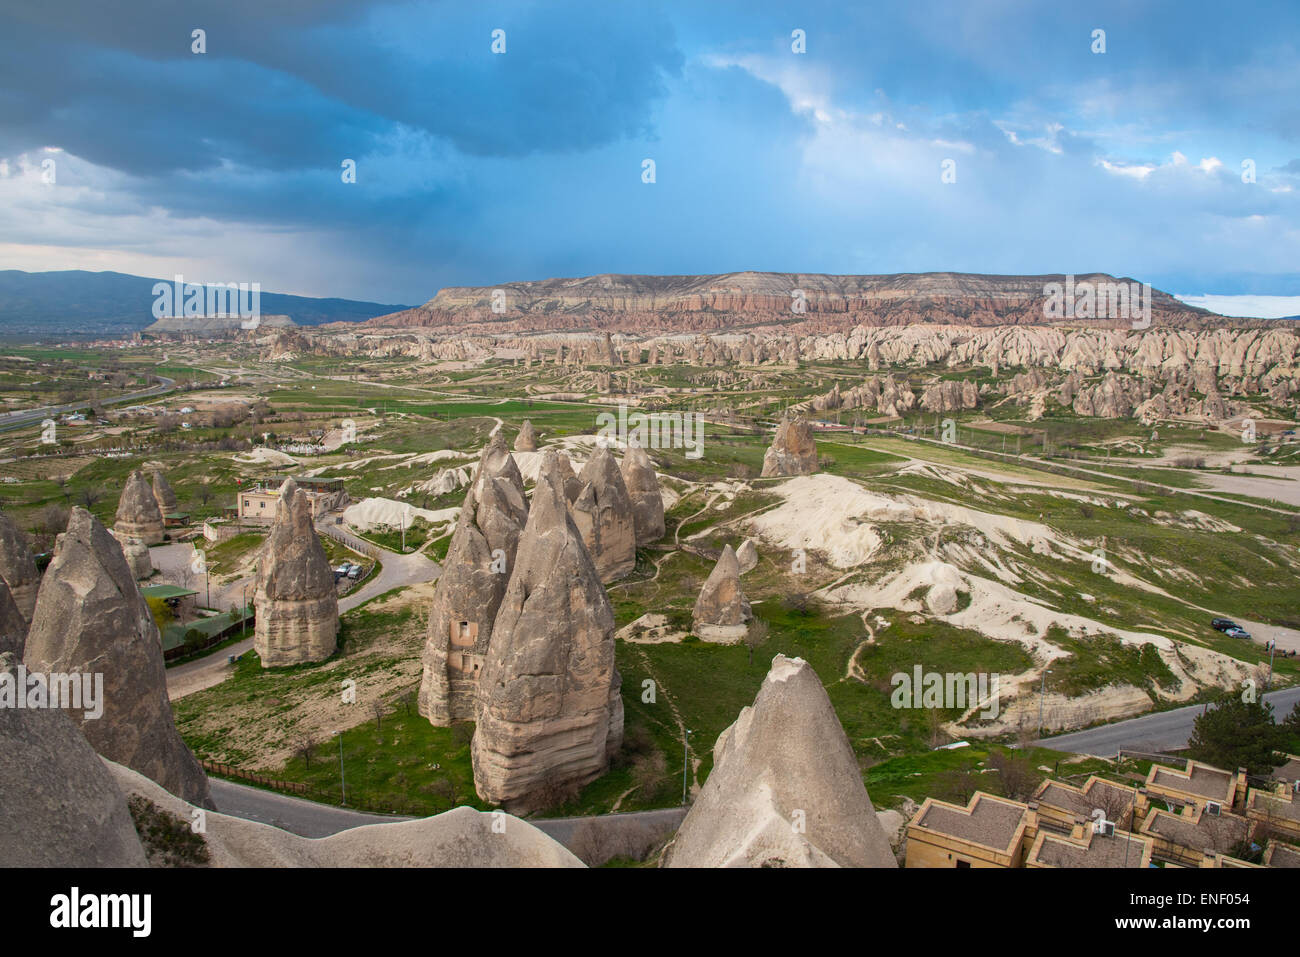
1211, 618, 1238, 632
347, 564, 364, 580
1224, 627, 1252, 640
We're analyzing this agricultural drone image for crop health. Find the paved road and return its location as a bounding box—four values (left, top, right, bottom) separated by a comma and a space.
0, 375, 175, 433
209, 776, 687, 850
1035, 686, 1300, 756
165, 535, 439, 700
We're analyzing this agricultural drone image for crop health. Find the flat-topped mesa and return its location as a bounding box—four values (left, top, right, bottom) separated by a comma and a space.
620, 443, 666, 546
663, 654, 896, 868
760, 414, 818, 477
151, 470, 179, 516
22, 508, 213, 809
569, 443, 637, 582
114, 469, 166, 545
253, 479, 339, 667
418, 438, 530, 726
514, 419, 538, 452
471, 450, 623, 813
0, 510, 40, 624
692, 544, 752, 643
0, 580, 25, 657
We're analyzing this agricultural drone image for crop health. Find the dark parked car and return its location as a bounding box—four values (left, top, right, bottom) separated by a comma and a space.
1211, 618, 1238, 632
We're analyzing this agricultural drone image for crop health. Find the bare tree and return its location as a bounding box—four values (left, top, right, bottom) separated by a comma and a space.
78, 486, 103, 510
987, 749, 1037, 802
371, 698, 386, 732
743, 617, 769, 667
296, 732, 318, 770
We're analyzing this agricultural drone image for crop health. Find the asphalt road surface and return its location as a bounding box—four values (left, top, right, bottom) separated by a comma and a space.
1036, 686, 1300, 756
210, 777, 688, 848
0, 375, 175, 433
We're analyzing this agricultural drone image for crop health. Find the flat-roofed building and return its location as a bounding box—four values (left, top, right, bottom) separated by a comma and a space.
236, 476, 349, 523
906, 792, 1032, 868
1032, 776, 1147, 833
1139, 804, 1253, 867
1262, 841, 1300, 868
1245, 787, 1300, 842
1145, 759, 1245, 813
1026, 820, 1153, 868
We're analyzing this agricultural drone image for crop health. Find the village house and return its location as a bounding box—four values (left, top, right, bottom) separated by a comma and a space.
905, 792, 1032, 868
1144, 759, 1247, 814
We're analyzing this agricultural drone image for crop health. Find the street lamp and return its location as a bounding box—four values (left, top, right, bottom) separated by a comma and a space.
682, 729, 693, 806
1267, 640, 1277, 692
241, 582, 250, 636
333, 730, 346, 806
1037, 669, 1053, 736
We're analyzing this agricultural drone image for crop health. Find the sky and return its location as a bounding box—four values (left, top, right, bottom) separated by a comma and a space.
1, 0, 1299, 315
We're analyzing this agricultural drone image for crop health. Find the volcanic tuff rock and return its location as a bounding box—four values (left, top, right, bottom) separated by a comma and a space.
514, 419, 537, 452
115, 469, 166, 545
692, 545, 752, 643
570, 444, 637, 582
760, 415, 819, 477
0, 510, 40, 623
619, 444, 666, 546
363, 271, 1212, 334
663, 655, 897, 868
253, 479, 339, 667
920, 379, 979, 413
0, 652, 149, 866
115, 533, 153, 581
735, 538, 758, 574
22, 508, 213, 808
418, 435, 530, 725
151, 471, 179, 515
0, 580, 25, 657
472, 451, 623, 812
108, 761, 581, 867
556, 451, 583, 503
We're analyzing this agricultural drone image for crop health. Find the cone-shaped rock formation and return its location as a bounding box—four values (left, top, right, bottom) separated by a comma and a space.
0, 579, 25, 657
514, 420, 537, 452
760, 414, 819, 477
471, 450, 623, 812
22, 508, 212, 808
663, 654, 896, 868
0, 510, 40, 623
692, 545, 751, 642
569, 444, 637, 582
152, 470, 179, 515
418, 435, 529, 725
620, 443, 665, 546
114, 470, 166, 545
252, 479, 339, 667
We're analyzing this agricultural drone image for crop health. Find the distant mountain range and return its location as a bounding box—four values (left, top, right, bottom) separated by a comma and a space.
0, 270, 410, 338
366, 270, 1226, 334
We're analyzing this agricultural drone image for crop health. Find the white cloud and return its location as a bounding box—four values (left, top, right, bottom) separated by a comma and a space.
1175, 293, 1300, 319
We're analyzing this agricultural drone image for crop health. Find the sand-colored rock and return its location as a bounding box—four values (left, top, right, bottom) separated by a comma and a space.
663, 654, 897, 868
692, 545, 751, 643
760, 414, 818, 477
735, 538, 758, 574
114, 470, 166, 545
472, 451, 623, 812
0, 652, 148, 866
22, 508, 213, 808
253, 479, 339, 667
418, 436, 529, 725
0, 510, 40, 623
0, 580, 26, 657
106, 760, 582, 867
619, 443, 665, 546
515, 420, 537, 452
570, 444, 637, 582
151, 470, 179, 515
114, 532, 153, 581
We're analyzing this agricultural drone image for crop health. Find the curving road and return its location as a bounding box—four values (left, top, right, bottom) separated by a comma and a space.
1035, 686, 1300, 756
0, 375, 175, 433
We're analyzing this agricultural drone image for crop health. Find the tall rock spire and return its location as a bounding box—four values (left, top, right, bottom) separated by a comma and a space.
760, 414, 819, 477
252, 479, 339, 667
114, 470, 166, 545
0, 509, 40, 625
22, 508, 213, 808
620, 443, 666, 546
692, 544, 751, 642
418, 434, 529, 725
569, 443, 637, 582
471, 450, 623, 812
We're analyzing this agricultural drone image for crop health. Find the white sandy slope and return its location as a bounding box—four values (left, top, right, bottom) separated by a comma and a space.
343, 497, 459, 532
233, 448, 299, 467
106, 761, 582, 867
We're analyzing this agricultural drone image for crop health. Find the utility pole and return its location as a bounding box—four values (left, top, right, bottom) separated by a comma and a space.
334, 730, 347, 806
1037, 669, 1053, 735
682, 729, 693, 805
1267, 640, 1277, 691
